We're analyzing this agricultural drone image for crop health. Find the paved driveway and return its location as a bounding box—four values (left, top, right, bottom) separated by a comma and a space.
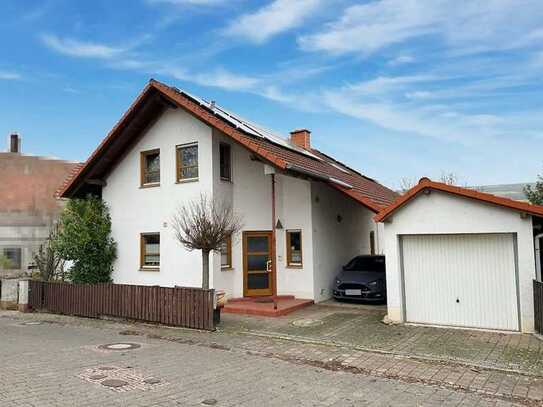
220, 303, 543, 375
0, 312, 531, 407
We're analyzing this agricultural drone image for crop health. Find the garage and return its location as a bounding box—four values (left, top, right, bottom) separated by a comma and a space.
401, 233, 519, 331
375, 178, 543, 333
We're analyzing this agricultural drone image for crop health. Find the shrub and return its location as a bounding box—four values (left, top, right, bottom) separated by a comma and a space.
54, 197, 117, 284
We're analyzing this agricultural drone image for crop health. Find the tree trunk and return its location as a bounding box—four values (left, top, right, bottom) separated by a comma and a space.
201, 249, 210, 289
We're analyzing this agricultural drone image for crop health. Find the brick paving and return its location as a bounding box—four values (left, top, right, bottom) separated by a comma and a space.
219, 303, 543, 375
1, 311, 542, 406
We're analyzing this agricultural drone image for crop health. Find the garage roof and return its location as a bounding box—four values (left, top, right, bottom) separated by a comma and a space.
374, 177, 543, 222
59, 79, 397, 212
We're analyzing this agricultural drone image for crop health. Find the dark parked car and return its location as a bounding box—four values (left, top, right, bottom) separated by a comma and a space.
333, 255, 386, 302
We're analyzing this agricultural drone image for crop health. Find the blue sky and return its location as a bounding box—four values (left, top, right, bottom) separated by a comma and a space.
1, 0, 543, 188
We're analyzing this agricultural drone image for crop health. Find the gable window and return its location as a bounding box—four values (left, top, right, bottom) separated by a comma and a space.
219, 143, 232, 181
2, 247, 22, 270
286, 230, 302, 267
220, 235, 232, 269
140, 233, 160, 269
140, 149, 160, 187
177, 143, 199, 182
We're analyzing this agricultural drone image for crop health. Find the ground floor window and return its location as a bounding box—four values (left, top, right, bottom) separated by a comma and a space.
140, 233, 160, 269
1, 247, 22, 270
220, 235, 232, 269
286, 230, 302, 267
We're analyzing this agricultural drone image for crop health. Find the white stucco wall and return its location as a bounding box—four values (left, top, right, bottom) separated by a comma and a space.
103, 107, 214, 288
381, 190, 536, 333
310, 182, 377, 302
210, 129, 315, 299
102, 107, 376, 301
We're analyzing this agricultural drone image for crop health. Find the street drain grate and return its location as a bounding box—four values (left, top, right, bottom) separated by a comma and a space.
78, 366, 168, 393
97, 342, 141, 351
291, 319, 324, 327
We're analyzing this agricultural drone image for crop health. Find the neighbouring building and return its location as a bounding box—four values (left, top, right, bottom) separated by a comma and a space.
471, 183, 535, 202
60, 79, 397, 302
0, 133, 81, 278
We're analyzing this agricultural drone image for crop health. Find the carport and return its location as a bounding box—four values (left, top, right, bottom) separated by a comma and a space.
375, 178, 543, 333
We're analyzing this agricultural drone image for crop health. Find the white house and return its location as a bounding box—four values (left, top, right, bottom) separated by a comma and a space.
375, 178, 543, 333
60, 79, 397, 302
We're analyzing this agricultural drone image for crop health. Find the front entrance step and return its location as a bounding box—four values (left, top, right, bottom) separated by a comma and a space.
222, 297, 313, 317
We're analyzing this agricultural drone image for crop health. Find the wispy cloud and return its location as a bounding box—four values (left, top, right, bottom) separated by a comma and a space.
224, 0, 323, 44
158, 66, 260, 91
0, 71, 21, 80
146, 0, 227, 5
388, 55, 415, 66
298, 0, 543, 56
41, 34, 126, 59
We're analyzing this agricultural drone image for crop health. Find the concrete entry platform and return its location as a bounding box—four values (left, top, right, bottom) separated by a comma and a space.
222, 296, 314, 317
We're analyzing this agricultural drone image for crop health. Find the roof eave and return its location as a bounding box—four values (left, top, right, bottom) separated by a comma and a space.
374, 181, 543, 222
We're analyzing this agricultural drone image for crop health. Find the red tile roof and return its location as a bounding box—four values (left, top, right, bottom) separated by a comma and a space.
374, 177, 543, 222
0, 153, 80, 215
60, 79, 397, 212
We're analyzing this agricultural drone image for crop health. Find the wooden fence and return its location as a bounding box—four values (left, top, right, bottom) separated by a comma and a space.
28, 280, 216, 331
535, 280, 543, 335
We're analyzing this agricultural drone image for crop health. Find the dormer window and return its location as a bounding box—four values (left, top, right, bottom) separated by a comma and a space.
140, 149, 160, 187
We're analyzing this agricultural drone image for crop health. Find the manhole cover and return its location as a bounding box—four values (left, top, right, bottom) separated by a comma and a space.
89, 374, 107, 380
143, 378, 161, 385
202, 399, 218, 405
291, 319, 324, 327
101, 379, 128, 388
98, 343, 141, 351
20, 321, 43, 326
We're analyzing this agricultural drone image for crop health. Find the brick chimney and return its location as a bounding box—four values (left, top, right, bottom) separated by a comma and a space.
290, 129, 311, 150
9, 133, 20, 153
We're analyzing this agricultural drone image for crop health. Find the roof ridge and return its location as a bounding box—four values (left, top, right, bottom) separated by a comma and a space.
375, 178, 543, 222
61, 79, 397, 212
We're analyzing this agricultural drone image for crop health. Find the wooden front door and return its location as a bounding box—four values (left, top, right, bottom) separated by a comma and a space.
243, 231, 274, 297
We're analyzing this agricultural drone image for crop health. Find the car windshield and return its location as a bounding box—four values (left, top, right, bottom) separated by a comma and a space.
344, 257, 385, 272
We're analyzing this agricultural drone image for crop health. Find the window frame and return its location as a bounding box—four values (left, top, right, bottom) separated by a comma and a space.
1, 247, 22, 270
220, 235, 233, 270
219, 142, 232, 182
140, 233, 160, 271
140, 149, 161, 188
176, 142, 199, 183
286, 230, 303, 268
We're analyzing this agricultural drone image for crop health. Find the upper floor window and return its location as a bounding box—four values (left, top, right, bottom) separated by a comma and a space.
219, 143, 231, 181
140, 233, 160, 270
140, 149, 160, 187
2, 247, 22, 270
286, 230, 302, 267
177, 143, 198, 182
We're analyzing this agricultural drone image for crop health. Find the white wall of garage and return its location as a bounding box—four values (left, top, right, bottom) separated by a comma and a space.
381, 190, 536, 333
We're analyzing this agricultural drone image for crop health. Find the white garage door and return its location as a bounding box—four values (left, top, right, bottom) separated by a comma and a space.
401, 234, 519, 331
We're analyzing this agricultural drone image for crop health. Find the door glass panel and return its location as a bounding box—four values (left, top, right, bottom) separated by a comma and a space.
248, 273, 269, 289
247, 236, 268, 252
248, 255, 269, 271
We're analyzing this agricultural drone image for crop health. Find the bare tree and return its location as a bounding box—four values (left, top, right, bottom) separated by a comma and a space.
439, 172, 459, 186
399, 177, 417, 193
172, 194, 243, 289
34, 224, 66, 281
